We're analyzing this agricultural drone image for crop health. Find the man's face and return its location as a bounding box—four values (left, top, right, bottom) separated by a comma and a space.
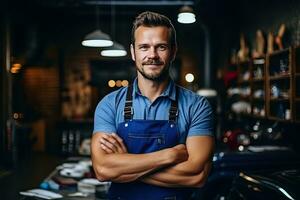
131, 26, 176, 82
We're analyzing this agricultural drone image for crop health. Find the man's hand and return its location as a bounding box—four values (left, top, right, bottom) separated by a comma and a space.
140, 136, 214, 188
170, 144, 188, 164
99, 133, 127, 154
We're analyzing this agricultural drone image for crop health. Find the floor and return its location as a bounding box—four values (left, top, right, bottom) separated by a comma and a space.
0, 152, 64, 200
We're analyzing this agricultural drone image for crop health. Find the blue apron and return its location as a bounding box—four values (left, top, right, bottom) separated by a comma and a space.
108, 85, 193, 200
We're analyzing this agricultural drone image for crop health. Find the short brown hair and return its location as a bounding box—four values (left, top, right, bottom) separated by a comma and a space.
131, 11, 177, 49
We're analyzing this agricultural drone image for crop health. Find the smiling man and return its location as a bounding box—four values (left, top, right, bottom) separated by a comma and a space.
91, 11, 215, 200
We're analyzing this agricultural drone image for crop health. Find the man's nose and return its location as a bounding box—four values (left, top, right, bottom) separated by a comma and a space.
148, 47, 159, 58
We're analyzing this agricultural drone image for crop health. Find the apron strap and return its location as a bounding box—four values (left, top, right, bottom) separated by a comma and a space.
123, 84, 179, 121
169, 86, 178, 122
124, 84, 134, 121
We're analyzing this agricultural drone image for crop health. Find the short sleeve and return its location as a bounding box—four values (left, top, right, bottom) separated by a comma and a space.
93, 94, 117, 134
188, 97, 214, 137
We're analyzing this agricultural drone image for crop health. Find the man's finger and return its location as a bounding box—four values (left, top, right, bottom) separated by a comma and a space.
103, 133, 124, 153
105, 135, 122, 151
100, 137, 117, 153
111, 133, 127, 153
100, 143, 113, 154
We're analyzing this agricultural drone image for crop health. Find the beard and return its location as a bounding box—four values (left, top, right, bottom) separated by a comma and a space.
137, 59, 170, 82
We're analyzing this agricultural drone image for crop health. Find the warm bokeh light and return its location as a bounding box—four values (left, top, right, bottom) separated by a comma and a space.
12, 63, 22, 69
10, 63, 22, 74
10, 68, 19, 74
116, 80, 122, 87
108, 80, 116, 88
121, 80, 129, 87
13, 113, 19, 119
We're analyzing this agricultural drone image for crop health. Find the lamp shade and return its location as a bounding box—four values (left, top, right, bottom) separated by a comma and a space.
101, 42, 127, 57
82, 29, 113, 47
177, 5, 196, 24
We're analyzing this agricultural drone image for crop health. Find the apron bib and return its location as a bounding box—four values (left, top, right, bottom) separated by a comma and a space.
108, 85, 193, 200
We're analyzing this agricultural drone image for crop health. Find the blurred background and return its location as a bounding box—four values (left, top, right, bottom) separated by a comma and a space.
1, 0, 300, 199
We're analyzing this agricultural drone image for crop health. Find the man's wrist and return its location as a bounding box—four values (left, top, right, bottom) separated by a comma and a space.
160, 147, 178, 165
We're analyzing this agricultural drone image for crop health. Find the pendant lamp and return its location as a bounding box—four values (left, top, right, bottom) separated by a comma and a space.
177, 5, 196, 24
82, 6, 113, 47
101, 4, 127, 57
82, 29, 113, 47
101, 42, 127, 57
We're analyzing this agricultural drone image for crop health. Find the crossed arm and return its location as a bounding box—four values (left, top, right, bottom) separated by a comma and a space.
91, 132, 214, 188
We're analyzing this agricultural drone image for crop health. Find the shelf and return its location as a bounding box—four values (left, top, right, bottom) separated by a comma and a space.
270, 97, 290, 101
296, 73, 300, 76
252, 114, 266, 119
268, 116, 292, 122
295, 98, 300, 101
253, 57, 265, 64
269, 48, 290, 57
252, 77, 264, 82
269, 73, 291, 80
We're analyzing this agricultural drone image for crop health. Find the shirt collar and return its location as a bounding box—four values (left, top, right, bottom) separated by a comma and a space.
132, 78, 176, 101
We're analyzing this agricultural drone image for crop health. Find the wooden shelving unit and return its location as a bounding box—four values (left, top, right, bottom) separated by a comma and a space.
225, 46, 300, 123
266, 47, 292, 122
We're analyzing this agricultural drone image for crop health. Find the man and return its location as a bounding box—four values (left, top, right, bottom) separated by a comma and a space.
91, 11, 214, 200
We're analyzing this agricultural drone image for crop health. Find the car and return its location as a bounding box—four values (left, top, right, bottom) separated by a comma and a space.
194, 146, 300, 200
226, 169, 300, 200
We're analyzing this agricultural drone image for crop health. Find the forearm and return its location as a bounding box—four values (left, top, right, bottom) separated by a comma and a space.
94, 152, 170, 180
160, 158, 206, 176
141, 162, 212, 187
142, 175, 198, 188
91, 133, 180, 181
110, 172, 144, 183
110, 168, 154, 183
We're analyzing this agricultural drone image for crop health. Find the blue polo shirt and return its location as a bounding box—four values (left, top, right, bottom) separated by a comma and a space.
93, 79, 214, 143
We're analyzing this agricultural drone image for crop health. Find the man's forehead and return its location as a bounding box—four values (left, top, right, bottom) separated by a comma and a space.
134, 26, 170, 42
135, 25, 169, 34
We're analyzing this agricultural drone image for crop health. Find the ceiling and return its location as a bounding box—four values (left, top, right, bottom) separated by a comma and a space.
14, 0, 196, 16
6, 0, 202, 60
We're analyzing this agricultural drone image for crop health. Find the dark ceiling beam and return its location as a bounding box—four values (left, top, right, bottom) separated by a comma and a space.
83, 0, 194, 6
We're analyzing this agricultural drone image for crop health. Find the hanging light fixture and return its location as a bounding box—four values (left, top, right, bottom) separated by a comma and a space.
82, 29, 113, 47
82, 6, 113, 47
101, 4, 127, 57
177, 5, 196, 24
101, 42, 127, 57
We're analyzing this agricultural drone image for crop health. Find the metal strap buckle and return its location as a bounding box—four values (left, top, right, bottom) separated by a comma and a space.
169, 107, 178, 116
123, 107, 134, 116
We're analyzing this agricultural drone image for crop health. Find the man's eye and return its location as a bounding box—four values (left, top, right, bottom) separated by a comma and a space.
158, 45, 167, 51
139, 46, 148, 51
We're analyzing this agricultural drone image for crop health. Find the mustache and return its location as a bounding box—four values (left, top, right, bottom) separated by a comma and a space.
142, 59, 164, 65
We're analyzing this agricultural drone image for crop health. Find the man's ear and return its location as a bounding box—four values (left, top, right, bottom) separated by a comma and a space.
130, 44, 135, 61
171, 46, 177, 62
